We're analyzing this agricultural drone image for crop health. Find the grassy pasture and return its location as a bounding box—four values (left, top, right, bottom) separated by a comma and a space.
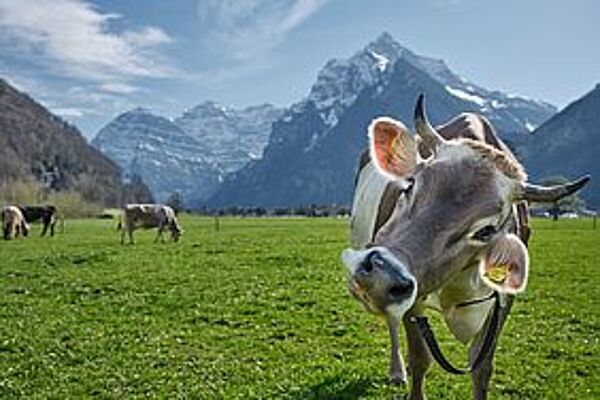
0, 216, 598, 399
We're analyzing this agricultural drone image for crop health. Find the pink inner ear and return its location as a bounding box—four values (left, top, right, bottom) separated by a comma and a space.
369, 117, 417, 179
479, 233, 529, 294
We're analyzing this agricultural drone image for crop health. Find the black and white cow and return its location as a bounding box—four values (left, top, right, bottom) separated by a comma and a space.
19, 205, 58, 236
120, 204, 182, 244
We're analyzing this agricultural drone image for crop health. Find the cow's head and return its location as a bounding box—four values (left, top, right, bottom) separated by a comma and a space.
21, 221, 30, 237
342, 95, 590, 324
169, 222, 183, 242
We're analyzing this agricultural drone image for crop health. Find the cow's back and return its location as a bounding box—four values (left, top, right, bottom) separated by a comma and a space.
3, 206, 23, 223
125, 204, 159, 227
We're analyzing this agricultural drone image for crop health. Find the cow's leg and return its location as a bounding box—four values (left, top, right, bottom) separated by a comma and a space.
387, 316, 408, 385
6, 222, 15, 239
403, 315, 432, 400
155, 223, 166, 243
469, 296, 514, 400
50, 218, 55, 236
41, 218, 49, 236
122, 226, 135, 245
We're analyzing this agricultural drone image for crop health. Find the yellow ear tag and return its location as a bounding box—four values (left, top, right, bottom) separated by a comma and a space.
484, 263, 511, 284
390, 135, 399, 153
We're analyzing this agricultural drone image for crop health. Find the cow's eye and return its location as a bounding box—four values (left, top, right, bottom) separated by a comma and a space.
471, 225, 497, 242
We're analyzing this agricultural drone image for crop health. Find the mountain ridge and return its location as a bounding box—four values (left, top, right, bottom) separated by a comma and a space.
209, 32, 557, 207
92, 101, 283, 206
525, 84, 599, 207
0, 78, 151, 206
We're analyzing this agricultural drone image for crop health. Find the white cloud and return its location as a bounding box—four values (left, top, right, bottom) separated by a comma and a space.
197, 0, 331, 62
0, 0, 176, 81
100, 82, 143, 94
0, 70, 47, 97
50, 107, 87, 118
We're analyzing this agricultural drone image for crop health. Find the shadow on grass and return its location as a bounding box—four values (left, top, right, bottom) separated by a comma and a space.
290, 375, 407, 400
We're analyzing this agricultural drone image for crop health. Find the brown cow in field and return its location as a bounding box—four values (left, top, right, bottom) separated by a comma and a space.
341, 95, 589, 399
2, 206, 30, 240
120, 204, 182, 244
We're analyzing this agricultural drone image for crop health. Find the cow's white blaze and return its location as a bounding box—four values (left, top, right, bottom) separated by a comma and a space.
349, 162, 390, 248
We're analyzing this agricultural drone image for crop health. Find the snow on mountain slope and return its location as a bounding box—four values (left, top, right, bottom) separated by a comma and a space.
210, 32, 557, 207
175, 102, 283, 173
93, 103, 282, 206
92, 108, 219, 206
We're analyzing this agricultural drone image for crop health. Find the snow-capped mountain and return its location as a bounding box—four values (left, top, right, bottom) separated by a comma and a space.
210, 32, 557, 207
92, 108, 220, 206
175, 102, 283, 173
92, 103, 282, 206
308, 32, 554, 139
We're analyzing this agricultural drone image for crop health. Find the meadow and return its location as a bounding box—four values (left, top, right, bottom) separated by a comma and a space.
0, 216, 598, 399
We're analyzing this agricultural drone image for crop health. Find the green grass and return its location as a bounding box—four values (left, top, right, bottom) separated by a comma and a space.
1, 216, 598, 399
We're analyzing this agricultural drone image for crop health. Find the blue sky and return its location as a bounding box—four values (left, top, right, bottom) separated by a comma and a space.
0, 0, 598, 139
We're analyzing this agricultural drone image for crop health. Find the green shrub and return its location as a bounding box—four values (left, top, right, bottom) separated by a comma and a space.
46, 191, 103, 218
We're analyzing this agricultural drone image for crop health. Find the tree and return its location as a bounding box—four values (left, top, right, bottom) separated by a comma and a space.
538, 176, 586, 220
122, 174, 154, 205
166, 192, 184, 215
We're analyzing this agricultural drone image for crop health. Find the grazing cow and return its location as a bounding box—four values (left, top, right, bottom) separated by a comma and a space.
120, 204, 182, 244
2, 206, 30, 240
19, 205, 58, 236
341, 95, 589, 399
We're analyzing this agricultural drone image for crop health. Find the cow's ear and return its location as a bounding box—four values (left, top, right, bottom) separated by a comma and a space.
479, 233, 529, 294
369, 117, 418, 180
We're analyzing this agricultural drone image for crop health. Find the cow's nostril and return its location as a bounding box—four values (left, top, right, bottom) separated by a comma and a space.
389, 285, 404, 299
389, 281, 413, 300
362, 250, 382, 273
361, 259, 373, 273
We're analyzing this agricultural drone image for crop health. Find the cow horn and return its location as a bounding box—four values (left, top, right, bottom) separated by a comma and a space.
414, 94, 444, 152
519, 175, 590, 203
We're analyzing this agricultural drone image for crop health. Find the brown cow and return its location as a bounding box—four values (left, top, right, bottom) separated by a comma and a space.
120, 204, 182, 244
2, 206, 30, 240
341, 95, 589, 399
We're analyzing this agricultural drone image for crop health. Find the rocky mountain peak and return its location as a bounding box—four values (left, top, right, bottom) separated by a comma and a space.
174, 102, 283, 173
182, 101, 228, 118
210, 32, 559, 208
92, 108, 219, 206
93, 100, 283, 206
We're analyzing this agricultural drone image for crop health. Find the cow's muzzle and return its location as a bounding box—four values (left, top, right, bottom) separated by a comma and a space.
341, 247, 417, 320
